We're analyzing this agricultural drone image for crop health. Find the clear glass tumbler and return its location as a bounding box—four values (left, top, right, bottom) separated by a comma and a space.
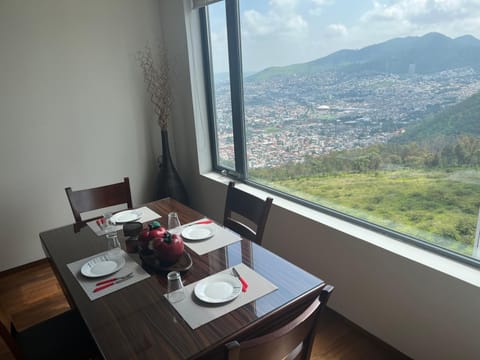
104, 212, 120, 249
168, 212, 181, 230
167, 271, 185, 303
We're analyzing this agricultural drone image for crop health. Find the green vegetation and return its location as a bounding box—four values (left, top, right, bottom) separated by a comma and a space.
252, 169, 479, 254
250, 135, 480, 255
397, 91, 480, 143
249, 91, 480, 257
251, 135, 480, 179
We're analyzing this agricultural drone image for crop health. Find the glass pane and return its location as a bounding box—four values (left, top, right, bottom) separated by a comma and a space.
208, 2, 235, 170
237, 0, 480, 258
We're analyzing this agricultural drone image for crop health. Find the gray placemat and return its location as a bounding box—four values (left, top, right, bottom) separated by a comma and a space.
170, 220, 242, 256
166, 263, 278, 329
67, 249, 150, 301
87, 206, 161, 236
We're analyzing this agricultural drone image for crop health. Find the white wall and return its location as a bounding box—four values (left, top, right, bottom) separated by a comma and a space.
161, 1, 480, 359
0, 0, 165, 270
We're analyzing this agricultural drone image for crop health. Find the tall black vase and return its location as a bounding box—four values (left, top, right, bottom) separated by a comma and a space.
156, 129, 189, 204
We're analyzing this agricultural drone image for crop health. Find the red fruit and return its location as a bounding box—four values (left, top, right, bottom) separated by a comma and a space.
138, 229, 150, 250
149, 227, 167, 240
153, 232, 184, 265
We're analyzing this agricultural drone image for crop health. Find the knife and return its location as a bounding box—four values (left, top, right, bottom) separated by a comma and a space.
194, 219, 213, 225
95, 272, 133, 286
232, 267, 248, 292
182, 219, 214, 229
93, 272, 134, 293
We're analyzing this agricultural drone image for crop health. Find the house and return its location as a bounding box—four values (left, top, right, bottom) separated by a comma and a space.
0, 1, 478, 359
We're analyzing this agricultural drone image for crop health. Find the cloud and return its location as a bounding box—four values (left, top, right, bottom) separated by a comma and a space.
242, 2, 308, 38
312, 0, 334, 4
243, 10, 275, 36
235, 0, 480, 72
270, 0, 299, 10
357, 0, 480, 41
309, 0, 335, 16
326, 23, 348, 37
362, 0, 480, 25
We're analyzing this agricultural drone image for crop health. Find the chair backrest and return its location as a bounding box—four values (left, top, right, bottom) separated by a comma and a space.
65, 177, 133, 225
0, 302, 23, 359
223, 182, 273, 245
225, 284, 334, 360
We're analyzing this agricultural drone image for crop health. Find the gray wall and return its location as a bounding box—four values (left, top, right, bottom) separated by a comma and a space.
0, 0, 163, 270
1, 1, 479, 360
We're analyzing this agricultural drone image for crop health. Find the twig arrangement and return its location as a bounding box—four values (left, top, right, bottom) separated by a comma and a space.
137, 46, 172, 130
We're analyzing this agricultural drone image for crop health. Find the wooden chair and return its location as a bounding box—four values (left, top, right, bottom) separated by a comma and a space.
65, 177, 133, 226
225, 284, 334, 360
223, 181, 273, 245
0, 303, 100, 359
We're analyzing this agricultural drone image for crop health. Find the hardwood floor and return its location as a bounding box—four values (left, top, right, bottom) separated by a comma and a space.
312, 309, 409, 359
0, 261, 409, 360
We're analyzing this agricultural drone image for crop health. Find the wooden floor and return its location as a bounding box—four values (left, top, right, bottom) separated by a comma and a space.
0, 261, 409, 360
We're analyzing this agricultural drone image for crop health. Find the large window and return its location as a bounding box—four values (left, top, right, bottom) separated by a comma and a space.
199, 0, 480, 265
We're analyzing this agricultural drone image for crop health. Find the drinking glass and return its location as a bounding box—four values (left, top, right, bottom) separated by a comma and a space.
104, 212, 120, 249
168, 212, 181, 230
167, 271, 185, 303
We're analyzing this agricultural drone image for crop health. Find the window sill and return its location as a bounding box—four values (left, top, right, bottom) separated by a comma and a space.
202, 171, 480, 288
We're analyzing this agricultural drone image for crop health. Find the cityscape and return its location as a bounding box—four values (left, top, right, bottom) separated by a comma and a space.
216, 68, 480, 168
214, 67, 480, 169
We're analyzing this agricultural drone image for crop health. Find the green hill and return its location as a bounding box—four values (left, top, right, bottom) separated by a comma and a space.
395, 91, 480, 143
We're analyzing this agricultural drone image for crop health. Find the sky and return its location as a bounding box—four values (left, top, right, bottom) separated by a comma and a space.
208, 0, 480, 73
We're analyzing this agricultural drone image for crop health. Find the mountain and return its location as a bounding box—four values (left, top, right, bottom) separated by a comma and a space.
250, 32, 480, 81
394, 91, 480, 143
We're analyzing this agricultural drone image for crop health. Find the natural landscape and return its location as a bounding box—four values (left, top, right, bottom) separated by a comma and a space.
215, 33, 480, 256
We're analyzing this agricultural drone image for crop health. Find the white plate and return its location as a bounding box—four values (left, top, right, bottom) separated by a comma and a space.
181, 224, 215, 241
80, 252, 126, 278
194, 273, 242, 303
110, 210, 142, 224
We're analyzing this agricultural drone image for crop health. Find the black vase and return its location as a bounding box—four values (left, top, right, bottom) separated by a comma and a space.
156, 129, 189, 204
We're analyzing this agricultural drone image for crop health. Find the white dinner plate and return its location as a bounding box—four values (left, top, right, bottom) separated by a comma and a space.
80, 252, 126, 278
181, 224, 215, 241
194, 273, 242, 304
110, 210, 142, 224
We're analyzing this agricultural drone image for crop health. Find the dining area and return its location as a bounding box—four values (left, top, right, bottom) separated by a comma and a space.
34, 180, 333, 359
3, 2, 479, 359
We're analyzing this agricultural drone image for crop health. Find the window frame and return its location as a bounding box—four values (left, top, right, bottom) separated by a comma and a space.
199, 0, 480, 268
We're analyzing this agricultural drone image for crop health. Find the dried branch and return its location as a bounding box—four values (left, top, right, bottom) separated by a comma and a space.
137, 46, 172, 129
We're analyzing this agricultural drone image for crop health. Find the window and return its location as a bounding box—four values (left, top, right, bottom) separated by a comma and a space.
199, 0, 480, 266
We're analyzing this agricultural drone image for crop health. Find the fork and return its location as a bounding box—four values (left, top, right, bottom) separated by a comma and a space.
93, 272, 134, 293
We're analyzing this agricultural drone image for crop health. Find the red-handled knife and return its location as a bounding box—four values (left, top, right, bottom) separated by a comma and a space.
194, 219, 213, 225
93, 272, 134, 293
93, 282, 116, 293
95, 272, 133, 286
232, 267, 248, 292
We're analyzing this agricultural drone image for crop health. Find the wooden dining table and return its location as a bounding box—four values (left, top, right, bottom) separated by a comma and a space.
40, 198, 326, 359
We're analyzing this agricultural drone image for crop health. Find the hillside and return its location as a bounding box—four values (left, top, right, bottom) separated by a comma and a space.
395, 91, 480, 143
250, 32, 480, 81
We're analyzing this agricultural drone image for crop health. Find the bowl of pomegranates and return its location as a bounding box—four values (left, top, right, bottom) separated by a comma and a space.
138, 221, 184, 266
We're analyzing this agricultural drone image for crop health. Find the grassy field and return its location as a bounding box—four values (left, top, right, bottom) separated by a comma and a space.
257, 168, 480, 256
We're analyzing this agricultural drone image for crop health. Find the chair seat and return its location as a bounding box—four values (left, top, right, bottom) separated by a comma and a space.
14, 310, 99, 360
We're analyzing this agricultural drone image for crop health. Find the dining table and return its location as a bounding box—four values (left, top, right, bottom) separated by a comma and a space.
40, 198, 326, 359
